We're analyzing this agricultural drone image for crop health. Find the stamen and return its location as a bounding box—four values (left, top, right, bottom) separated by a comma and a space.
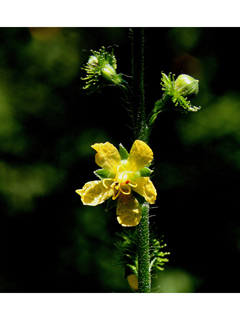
111, 181, 119, 189
129, 181, 137, 188
110, 167, 136, 200
120, 184, 131, 195
112, 189, 120, 200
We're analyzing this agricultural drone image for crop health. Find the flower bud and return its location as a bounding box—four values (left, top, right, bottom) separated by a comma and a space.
101, 64, 122, 85
101, 63, 117, 81
174, 74, 199, 97
82, 46, 123, 92
88, 55, 98, 67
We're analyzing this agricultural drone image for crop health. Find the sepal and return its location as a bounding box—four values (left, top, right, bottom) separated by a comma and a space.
94, 168, 115, 180
139, 167, 152, 177
118, 143, 129, 160
132, 167, 152, 180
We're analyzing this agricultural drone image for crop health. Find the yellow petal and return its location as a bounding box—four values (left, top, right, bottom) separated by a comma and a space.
127, 274, 138, 291
132, 177, 157, 204
126, 140, 153, 172
76, 179, 114, 206
116, 193, 142, 227
91, 142, 121, 174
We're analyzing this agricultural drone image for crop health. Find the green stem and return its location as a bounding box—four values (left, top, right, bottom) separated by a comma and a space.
131, 27, 151, 293
147, 94, 171, 135
137, 202, 151, 292
131, 28, 148, 143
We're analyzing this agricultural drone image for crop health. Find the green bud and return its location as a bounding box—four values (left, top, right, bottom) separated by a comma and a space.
159, 72, 201, 114
81, 46, 123, 93
174, 74, 199, 97
88, 55, 98, 66
101, 63, 117, 81
101, 64, 122, 85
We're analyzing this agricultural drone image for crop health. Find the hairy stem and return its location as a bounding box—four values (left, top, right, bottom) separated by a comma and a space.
131, 28, 148, 143
131, 27, 151, 293
137, 202, 151, 292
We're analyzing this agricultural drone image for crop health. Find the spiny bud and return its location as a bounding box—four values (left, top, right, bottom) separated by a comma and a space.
174, 74, 199, 97
160, 72, 201, 113
81, 47, 123, 93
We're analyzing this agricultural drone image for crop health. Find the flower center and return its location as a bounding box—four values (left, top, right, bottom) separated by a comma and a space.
111, 165, 137, 200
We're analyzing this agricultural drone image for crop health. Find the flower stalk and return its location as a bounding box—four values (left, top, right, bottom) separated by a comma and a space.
131, 28, 148, 143
79, 28, 201, 293
131, 27, 151, 293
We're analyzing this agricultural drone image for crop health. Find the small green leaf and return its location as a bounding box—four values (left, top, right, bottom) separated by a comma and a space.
94, 169, 115, 180
139, 167, 152, 177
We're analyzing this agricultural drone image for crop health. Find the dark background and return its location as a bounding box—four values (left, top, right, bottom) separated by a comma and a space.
0, 27, 240, 293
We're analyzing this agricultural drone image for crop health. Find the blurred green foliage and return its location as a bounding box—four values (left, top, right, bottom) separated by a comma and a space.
0, 27, 240, 293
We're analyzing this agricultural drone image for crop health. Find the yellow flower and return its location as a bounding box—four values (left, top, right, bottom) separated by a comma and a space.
75, 140, 157, 227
